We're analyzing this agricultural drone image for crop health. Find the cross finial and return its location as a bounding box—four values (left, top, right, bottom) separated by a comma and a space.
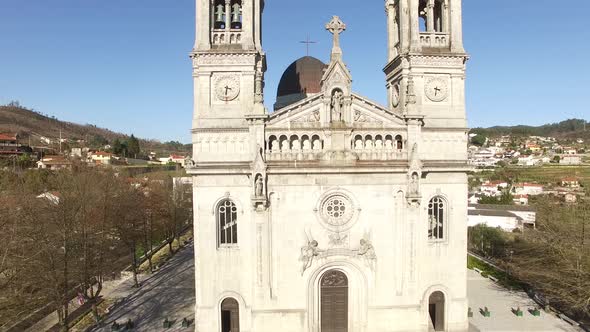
325, 16, 346, 61
299, 34, 317, 56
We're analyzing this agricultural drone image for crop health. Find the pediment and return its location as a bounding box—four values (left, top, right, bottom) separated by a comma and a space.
268, 92, 405, 128
350, 94, 405, 127
321, 59, 352, 88
268, 94, 323, 127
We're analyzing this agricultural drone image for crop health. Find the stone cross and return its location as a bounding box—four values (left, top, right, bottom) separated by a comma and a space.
325, 16, 346, 60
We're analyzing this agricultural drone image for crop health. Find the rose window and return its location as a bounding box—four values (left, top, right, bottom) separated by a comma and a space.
321, 195, 353, 226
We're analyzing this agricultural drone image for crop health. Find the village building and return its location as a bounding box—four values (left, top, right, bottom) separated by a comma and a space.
468, 204, 536, 232
0, 133, 21, 157
36, 155, 72, 170
513, 182, 544, 196
560, 154, 582, 165
187, 0, 470, 331
89, 151, 114, 165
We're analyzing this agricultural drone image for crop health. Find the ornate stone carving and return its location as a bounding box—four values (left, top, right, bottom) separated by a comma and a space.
410, 55, 465, 67
406, 143, 423, 206
357, 238, 377, 269
321, 270, 347, 287
184, 156, 196, 169
354, 110, 383, 124
331, 90, 344, 122
251, 145, 268, 210
193, 54, 255, 66
321, 194, 353, 226
292, 110, 320, 123
328, 232, 349, 247
391, 83, 401, 109
300, 240, 323, 275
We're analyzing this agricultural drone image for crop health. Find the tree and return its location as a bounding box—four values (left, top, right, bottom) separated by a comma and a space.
126, 134, 141, 159
508, 197, 590, 318
470, 134, 487, 146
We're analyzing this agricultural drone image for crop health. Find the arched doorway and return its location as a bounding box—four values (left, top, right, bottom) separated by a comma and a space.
320, 270, 348, 332
220, 298, 239, 332
428, 291, 445, 331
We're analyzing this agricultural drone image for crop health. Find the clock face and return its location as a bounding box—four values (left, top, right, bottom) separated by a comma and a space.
424, 77, 448, 102
214, 75, 240, 101
391, 84, 401, 108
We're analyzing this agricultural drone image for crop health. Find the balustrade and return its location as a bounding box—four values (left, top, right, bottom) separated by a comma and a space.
265, 132, 407, 161
419, 32, 449, 48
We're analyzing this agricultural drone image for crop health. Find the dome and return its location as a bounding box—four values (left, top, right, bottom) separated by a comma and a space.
275, 56, 327, 110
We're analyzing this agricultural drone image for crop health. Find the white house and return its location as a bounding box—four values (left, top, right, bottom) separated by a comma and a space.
468, 204, 536, 231
560, 155, 582, 165
513, 183, 544, 196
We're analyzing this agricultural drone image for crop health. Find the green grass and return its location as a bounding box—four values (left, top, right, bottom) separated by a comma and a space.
468, 255, 524, 290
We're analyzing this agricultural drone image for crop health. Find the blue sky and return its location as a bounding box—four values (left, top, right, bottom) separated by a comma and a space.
0, 0, 588, 143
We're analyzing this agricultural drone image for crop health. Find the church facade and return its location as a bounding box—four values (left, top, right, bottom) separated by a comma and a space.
188, 1, 470, 331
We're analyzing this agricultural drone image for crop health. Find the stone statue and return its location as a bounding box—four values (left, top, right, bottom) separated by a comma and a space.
231, 3, 241, 23
331, 91, 343, 122
357, 239, 376, 268
215, 4, 225, 22
409, 172, 420, 196
255, 175, 264, 197
184, 156, 196, 169
300, 240, 323, 275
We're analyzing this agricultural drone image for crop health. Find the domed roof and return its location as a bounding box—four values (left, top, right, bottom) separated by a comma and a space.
277, 56, 327, 98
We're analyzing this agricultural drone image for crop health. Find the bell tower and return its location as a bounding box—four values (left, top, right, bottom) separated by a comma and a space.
191, 0, 266, 130
384, 0, 468, 129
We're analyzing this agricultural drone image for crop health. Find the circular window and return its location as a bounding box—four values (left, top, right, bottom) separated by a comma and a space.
321, 194, 354, 227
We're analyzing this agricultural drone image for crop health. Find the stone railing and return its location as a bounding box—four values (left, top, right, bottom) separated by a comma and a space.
211, 29, 242, 45
419, 32, 450, 48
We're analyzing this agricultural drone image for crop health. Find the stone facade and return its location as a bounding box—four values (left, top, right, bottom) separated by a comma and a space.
188, 1, 470, 331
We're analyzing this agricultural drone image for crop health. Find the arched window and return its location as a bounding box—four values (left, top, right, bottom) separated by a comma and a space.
428, 196, 446, 240
395, 135, 403, 150
221, 298, 240, 332
218, 200, 238, 245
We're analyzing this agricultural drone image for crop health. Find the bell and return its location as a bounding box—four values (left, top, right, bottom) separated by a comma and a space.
231, 3, 242, 29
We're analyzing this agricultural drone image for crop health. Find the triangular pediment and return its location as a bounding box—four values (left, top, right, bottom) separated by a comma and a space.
350, 93, 405, 127
321, 59, 352, 89
268, 94, 324, 127
267, 92, 405, 128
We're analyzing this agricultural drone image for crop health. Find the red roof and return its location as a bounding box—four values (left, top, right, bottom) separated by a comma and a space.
170, 154, 185, 159
0, 133, 17, 141
562, 177, 579, 182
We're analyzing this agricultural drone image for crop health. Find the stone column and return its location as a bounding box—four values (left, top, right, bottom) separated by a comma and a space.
443, 0, 450, 33
399, 0, 410, 54
225, 0, 231, 37
242, 0, 254, 48
450, 0, 465, 52
386, 1, 397, 61
195, 0, 211, 50
409, 0, 420, 52
427, 0, 435, 32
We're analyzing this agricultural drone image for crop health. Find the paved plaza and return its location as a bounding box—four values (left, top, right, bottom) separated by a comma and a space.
94, 244, 581, 332
467, 269, 580, 332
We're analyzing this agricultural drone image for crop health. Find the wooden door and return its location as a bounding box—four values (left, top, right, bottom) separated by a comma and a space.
321, 270, 348, 332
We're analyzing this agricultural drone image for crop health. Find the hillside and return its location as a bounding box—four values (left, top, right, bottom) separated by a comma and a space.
0, 103, 191, 156
471, 119, 590, 141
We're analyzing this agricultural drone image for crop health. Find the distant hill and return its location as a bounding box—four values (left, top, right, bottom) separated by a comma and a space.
471, 119, 590, 141
0, 102, 191, 156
